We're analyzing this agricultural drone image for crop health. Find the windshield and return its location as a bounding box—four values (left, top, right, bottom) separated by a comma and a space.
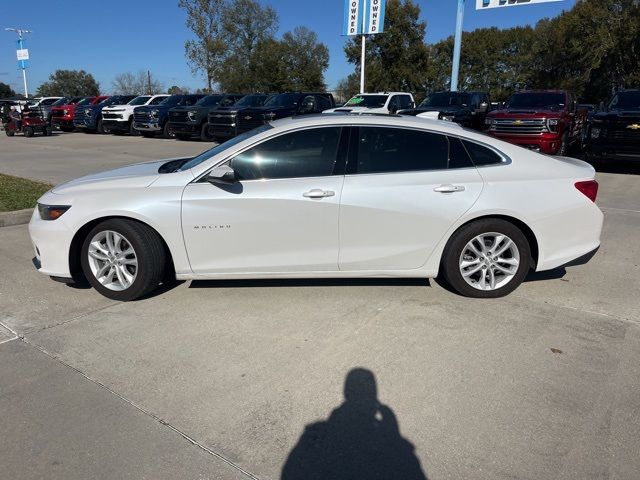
263, 93, 299, 108
609, 91, 640, 111
178, 125, 273, 171
344, 95, 387, 108
52, 97, 69, 106
196, 95, 224, 107
420, 92, 470, 108
98, 97, 115, 106
128, 96, 151, 106
159, 95, 183, 107
76, 97, 93, 106
235, 95, 268, 107
505, 92, 565, 110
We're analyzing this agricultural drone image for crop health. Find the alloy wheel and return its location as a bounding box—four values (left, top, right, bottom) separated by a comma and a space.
458, 232, 520, 291
87, 230, 138, 291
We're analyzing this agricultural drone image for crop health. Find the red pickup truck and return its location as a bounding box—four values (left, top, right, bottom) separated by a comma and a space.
50, 96, 108, 132
484, 90, 587, 155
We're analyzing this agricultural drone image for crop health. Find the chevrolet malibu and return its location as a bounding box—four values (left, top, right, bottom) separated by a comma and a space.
29, 115, 603, 301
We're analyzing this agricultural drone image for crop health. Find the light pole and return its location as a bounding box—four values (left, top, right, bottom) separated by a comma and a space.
5, 27, 32, 98
450, 0, 465, 92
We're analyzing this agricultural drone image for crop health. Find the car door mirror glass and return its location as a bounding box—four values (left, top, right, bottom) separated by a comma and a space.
206, 165, 237, 185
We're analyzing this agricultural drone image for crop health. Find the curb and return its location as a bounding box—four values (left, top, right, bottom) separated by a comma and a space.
0, 208, 33, 227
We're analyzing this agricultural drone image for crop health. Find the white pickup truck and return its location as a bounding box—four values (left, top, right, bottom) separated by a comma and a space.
102, 94, 168, 135
323, 92, 415, 115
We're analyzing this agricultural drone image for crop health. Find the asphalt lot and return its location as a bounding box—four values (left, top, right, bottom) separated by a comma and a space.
1, 131, 640, 479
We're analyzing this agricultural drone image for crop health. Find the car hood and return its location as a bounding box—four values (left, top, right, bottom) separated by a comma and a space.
489, 109, 563, 118
51, 160, 167, 195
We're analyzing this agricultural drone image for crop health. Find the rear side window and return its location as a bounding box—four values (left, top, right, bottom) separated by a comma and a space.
353, 127, 449, 174
462, 140, 504, 166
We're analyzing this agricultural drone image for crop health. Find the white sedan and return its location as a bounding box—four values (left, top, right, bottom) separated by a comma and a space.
29, 114, 603, 301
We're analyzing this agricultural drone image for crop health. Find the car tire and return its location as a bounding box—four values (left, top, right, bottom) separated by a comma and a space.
96, 118, 104, 134
161, 122, 172, 139
24, 126, 34, 137
129, 120, 139, 136
5, 127, 14, 136
45, 126, 52, 136
557, 132, 569, 156
441, 218, 531, 298
80, 219, 166, 301
200, 122, 214, 141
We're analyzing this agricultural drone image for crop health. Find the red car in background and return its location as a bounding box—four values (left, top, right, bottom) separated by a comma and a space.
51, 96, 108, 132
484, 90, 587, 155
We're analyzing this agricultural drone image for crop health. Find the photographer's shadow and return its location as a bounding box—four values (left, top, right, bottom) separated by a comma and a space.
281, 368, 427, 480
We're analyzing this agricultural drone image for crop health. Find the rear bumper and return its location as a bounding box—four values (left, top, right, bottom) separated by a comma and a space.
488, 132, 563, 154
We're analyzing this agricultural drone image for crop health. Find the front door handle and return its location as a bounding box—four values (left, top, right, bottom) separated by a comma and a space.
434, 184, 465, 193
303, 189, 335, 199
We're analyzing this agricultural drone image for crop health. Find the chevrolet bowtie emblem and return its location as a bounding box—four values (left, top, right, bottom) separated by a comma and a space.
513, 120, 523, 125
627, 123, 640, 130
244, 116, 252, 120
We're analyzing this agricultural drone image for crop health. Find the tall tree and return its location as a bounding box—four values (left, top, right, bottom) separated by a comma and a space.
280, 26, 330, 91
112, 71, 164, 95
179, 0, 226, 91
0, 82, 15, 98
217, 0, 279, 92
36, 70, 100, 97
344, 0, 429, 94
335, 74, 360, 103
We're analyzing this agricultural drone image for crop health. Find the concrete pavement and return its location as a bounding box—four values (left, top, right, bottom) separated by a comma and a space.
1, 132, 639, 479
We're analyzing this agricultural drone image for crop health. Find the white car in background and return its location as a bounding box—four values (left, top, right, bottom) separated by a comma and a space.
29, 114, 603, 301
101, 94, 169, 135
324, 92, 415, 115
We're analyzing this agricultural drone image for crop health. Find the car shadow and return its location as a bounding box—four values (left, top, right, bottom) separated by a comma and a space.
280, 368, 428, 480
189, 278, 430, 289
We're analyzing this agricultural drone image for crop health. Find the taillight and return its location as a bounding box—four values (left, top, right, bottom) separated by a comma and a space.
575, 180, 598, 202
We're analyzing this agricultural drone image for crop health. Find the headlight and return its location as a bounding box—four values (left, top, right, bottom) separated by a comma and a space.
62, 109, 68, 115
187, 111, 197, 121
150, 109, 159, 118
38, 204, 71, 221
546, 118, 560, 132
441, 115, 454, 122
485, 118, 494, 125
84, 109, 91, 116
591, 128, 600, 139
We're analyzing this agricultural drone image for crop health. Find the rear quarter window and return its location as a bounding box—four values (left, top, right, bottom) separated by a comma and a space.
462, 139, 504, 166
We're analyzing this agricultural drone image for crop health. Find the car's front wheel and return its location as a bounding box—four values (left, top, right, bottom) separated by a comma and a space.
441, 219, 531, 298
81, 219, 166, 301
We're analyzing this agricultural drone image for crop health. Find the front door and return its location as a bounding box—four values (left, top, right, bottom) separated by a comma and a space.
338, 126, 484, 271
182, 126, 346, 274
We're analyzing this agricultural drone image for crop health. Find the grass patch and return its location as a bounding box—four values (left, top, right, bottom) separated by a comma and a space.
0, 173, 53, 212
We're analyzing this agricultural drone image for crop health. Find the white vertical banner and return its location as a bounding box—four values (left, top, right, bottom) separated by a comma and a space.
343, 0, 363, 36
365, 0, 386, 34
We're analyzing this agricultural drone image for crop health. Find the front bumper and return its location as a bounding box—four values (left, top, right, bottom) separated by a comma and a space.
51, 117, 74, 129
28, 208, 74, 278
73, 117, 96, 129
168, 122, 199, 135
587, 140, 640, 160
208, 123, 237, 138
133, 121, 161, 132
102, 120, 130, 133
487, 132, 563, 154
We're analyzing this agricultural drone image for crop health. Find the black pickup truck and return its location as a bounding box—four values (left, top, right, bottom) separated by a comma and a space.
587, 90, 640, 163
234, 92, 335, 135
207, 94, 271, 140
398, 91, 490, 130
167, 94, 244, 141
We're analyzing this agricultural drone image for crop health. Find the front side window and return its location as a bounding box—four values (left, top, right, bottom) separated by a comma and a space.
352, 127, 449, 174
128, 96, 151, 106
149, 96, 167, 105
41, 98, 59, 105
229, 127, 342, 181
399, 95, 413, 109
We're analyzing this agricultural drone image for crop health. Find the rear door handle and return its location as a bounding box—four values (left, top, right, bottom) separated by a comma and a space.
434, 184, 465, 193
303, 189, 335, 198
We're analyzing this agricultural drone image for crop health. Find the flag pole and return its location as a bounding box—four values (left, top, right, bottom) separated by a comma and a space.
360, 1, 366, 93
450, 0, 465, 91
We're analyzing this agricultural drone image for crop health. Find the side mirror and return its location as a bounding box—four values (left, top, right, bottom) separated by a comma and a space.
476, 102, 489, 113
206, 165, 237, 185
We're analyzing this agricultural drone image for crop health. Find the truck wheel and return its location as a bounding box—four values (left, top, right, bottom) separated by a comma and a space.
45, 126, 53, 136
24, 127, 34, 137
96, 118, 104, 134
161, 122, 172, 139
557, 132, 569, 156
129, 120, 139, 136
200, 123, 214, 141
5, 129, 14, 137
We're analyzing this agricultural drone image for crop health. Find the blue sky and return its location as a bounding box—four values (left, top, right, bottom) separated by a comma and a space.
1, 0, 576, 94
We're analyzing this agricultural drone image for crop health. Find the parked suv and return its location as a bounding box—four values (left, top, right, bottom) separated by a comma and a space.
24, 97, 62, 123
235, 92, 335, 134
207, 94, 271, 140
323, 92, 414, 114
587, 89, 640, 163
168, 94, 244, 141
485, 90, 587, 155
102, 94, 169, 135
133, 94, 205, 138
51, 96, 107, 132
398, 91, 490, 130
74, 95, 137, 134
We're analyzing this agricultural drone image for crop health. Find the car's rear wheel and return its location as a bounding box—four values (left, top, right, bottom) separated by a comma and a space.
44, 126, 52, 136
24, 126, 34, 137
5, 129, 14, 137
81, 219, 166, 301
442, 219, 531, 298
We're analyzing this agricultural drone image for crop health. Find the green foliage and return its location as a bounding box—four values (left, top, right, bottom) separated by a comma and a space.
35, 70, 100, 97
0, 82, 15, 98
344, 0, 429, 94
0, 174, 52, 212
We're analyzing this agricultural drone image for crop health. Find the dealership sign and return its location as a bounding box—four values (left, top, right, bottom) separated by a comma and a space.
343, 0, 386, 35
477, 0, 561, 9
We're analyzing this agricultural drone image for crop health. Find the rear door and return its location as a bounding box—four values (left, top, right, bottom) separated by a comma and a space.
338, 126, 484, 271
